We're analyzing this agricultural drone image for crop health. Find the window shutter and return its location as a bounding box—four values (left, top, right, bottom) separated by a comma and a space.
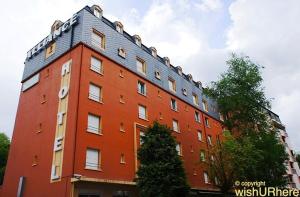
86, 149, 99, 170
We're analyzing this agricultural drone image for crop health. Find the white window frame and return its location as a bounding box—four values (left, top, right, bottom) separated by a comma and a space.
85, 148, 100, 170
138, 81, 146, 95
202, 99, 208, 112
90, 56, 103, 74
207, 135, 212, 145
87, 114, 101, 134
204, 172, 209, 184
89, 83, 101, 102
172, 119, 180, 132
91, 29, 105, 50
193, 93, 199, 106
176, 143, 182, 156
136, 57, 146, 75
198, 130, 203, 141
170, 98, 177, 111
168, 78, 176, 93
195, 111, 200, 122
205, 117, 210, 127
138, 105, 147, 120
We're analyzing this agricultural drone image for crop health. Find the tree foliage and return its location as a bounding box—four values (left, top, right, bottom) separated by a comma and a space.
205, 54, 288, 192
205, 54, 271, 134
136, 121, 189, 197
0, 133, 10, 185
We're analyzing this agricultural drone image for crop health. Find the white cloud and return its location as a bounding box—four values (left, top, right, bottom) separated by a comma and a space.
194, 0, 223, 12
227, 0, 300, 150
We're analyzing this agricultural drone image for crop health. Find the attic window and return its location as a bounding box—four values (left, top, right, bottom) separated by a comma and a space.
155, 70, 161, 80
177, 66, 183, 76
114, 21, 123, 33
150, 47, 157, 57
118, 48, 126, 58
94, 8, 102, 18
133, 35, 142, 47
182, 88, 187, 96
164, 57, 170, 67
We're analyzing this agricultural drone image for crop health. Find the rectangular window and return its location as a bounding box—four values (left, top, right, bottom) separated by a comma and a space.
170, 98, 177, 111
140, 131, 145, 145
207, 135, 212, 145
90, 57, 103, 74
138, 105, 147, 120
136, 57, 146, 75
205, 117, 210, 127
204, 172, 209, 184
86, 148, 100, 170
202, 99, 208, 112
87, 114, 101, 134
200, 150, 206, 161
198, 130, 203, 141
91, 29, 105, 49
172, 119, 179, 132
168, 78, 176, 92
195, 111, 200, 122
192, 93, 199, 106
176, 143, 182, 156
138, 81, 146, 95
89, 83, 102, 102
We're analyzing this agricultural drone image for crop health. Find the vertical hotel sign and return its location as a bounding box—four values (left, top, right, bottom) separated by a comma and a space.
50, 60, 72, 181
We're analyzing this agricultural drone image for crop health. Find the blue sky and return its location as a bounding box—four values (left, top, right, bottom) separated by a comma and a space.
0, 0, 299, 151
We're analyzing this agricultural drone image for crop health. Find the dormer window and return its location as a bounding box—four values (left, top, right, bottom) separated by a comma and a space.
182, 88, 187, 96
187, 74, 193, 82
133, 35, 142, 47
92, 5, 103, 18
114, 21, 123, 34
150, 47, 157, 57
177, 66, 183, 76
118, 48, 126, 58
164, 57, 170, 67
197, 81, 202, 88
155, 70, 161, 80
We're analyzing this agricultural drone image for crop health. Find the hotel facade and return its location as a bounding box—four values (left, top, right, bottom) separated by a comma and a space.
1, 5, 299, 197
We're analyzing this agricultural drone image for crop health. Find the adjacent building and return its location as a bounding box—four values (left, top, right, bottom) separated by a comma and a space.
1, 5, 299, 197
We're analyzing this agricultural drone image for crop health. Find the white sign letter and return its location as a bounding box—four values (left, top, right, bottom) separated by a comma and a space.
57, 111, 65, 125
58, 86, 69, 99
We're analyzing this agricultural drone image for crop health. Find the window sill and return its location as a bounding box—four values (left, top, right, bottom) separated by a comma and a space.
120, 100, 125, 104
171, 108, 178, 112
41, 100, 47, 104
138, 117, 149, 122
85, 167, 102, 172
138, 92, 147, 97
32, 164, 38, 167
90, 68, 104, 76
120, 162, 126, 165
173, 130, 181, 133
120, 129, 125, 133
86, 130, 103, 136
36, 130, 42, 134
119, 74, 124, 78
89, 98, 103, 104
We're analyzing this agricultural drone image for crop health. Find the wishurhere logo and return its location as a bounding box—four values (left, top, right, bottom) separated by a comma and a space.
235, 187, 299, 197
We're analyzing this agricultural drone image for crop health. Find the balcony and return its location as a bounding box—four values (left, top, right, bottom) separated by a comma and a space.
271, 118, 285, 129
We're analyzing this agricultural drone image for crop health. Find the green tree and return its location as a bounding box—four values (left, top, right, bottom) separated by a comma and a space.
136, 121, 189, 197
208, 131, 262, 193
0, 133, 10, 185
205, 54, 270, 134
205, 54, 288, 192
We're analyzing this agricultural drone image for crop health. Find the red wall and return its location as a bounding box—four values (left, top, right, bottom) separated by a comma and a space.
73, 45, 223, 190
1, 45, 83, 197
1, 44, 223, 196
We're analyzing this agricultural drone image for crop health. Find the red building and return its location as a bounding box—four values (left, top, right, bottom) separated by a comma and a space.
1, 5, 225, 197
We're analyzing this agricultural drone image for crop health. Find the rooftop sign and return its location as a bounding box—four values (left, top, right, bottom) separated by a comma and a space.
26, 13, 79, 60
